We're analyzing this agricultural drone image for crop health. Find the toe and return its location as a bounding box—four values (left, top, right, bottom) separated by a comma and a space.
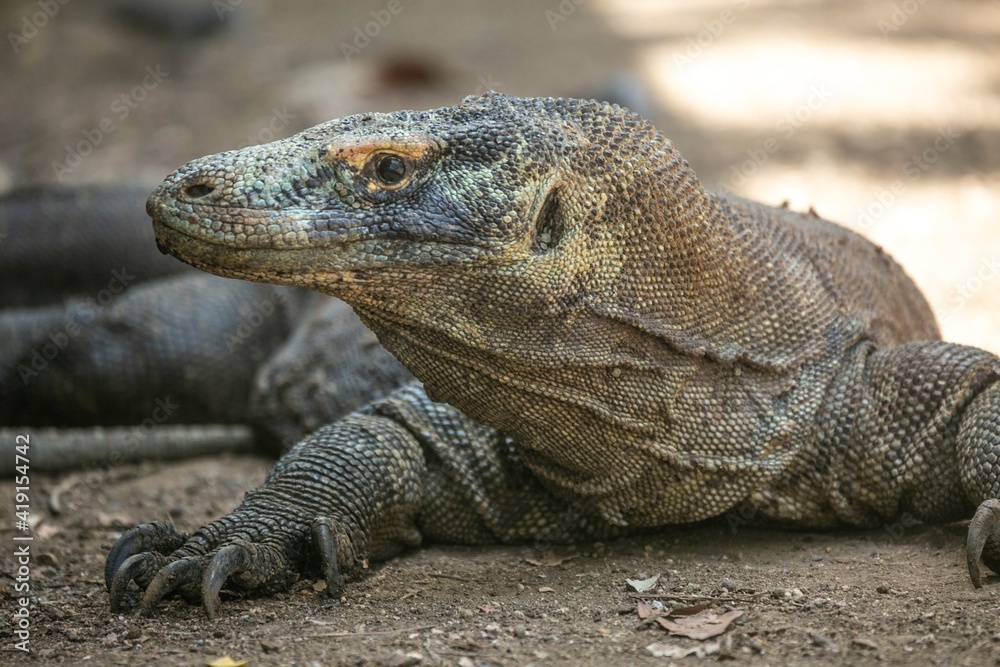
313, 518, 346, 597
140, 557, 204, 615
105, 522, 187, 591
967, 498, 1000, 587
108, 552, 170, 613
202, 543, 251, 620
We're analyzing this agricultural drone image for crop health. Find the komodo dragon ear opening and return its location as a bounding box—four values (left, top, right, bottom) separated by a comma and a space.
530, 186, 565, 254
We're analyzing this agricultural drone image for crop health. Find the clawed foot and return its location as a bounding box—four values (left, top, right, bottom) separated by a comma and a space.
967, 499, 1000, 588
106, 516, 364, 619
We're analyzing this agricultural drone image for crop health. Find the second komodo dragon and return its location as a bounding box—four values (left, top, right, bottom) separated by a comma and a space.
107, 92, 1000, 619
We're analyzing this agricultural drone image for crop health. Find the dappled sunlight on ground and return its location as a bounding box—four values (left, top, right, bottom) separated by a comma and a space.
642, 39, 997, 130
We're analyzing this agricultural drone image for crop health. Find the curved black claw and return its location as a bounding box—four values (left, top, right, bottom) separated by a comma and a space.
140, 557, 204, 615
967, 499, 1000, 588
313, 518, 346, 598
202, 543, 251, 620
105, 521, 187, 591
109, 552, 171, 613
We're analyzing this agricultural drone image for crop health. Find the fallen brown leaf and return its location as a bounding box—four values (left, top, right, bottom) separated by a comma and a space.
637, 601, 656, 619
524, 554, 574, 567
656, 609, 744, 640
667, 601, 711, 616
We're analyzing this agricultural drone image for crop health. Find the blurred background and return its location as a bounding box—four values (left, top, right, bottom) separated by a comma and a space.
3, 0, 999, 352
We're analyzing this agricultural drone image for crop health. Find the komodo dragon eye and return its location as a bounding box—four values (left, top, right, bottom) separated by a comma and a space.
373, 154, 408, 186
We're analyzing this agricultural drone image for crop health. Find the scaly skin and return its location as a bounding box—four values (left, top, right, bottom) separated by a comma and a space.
108, 93, 1000, 617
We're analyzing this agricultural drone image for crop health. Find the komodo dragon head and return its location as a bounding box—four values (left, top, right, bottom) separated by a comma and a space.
149, 92, 831, 370
148, 93, 852, 521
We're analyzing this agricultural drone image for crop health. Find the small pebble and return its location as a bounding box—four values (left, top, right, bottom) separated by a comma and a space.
36, 552, 58, 566
261, 640, 283, 653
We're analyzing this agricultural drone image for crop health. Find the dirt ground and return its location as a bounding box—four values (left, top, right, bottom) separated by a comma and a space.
2, 1, 1000, 665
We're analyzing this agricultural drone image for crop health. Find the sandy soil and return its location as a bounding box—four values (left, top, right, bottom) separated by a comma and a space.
2, 1, 1000, 665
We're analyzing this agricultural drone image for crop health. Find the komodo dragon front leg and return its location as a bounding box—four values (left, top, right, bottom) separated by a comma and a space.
108, 93, 1000, 617
107, 385, 617, 619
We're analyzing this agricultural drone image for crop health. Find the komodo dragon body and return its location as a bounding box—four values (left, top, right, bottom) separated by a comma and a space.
107, 92, 1000, 618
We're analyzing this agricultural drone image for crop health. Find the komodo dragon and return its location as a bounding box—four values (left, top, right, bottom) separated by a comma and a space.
106, 92, 1000, 619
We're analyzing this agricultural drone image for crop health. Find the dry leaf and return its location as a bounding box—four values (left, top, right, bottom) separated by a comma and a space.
524, 554, 573, 567
206, 657, 248, 667
626, 574, 660, 592
636, 601, 656, 619
667, 601, 710, 616
656, 609, 744, 640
